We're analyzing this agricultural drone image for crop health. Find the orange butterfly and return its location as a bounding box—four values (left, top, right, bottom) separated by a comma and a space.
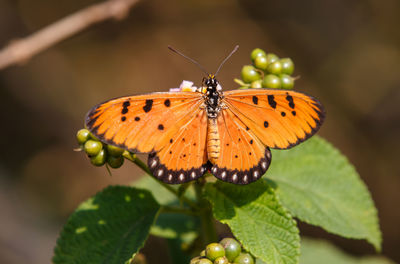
85, 47, 324, 185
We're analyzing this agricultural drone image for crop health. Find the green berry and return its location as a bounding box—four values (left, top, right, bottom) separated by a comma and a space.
205, 243, 225, 261
280, 74, 294, 89
265, 53, 279, 64
220, 238, 241, 262
266, 61, 282, 75
250, 48, 266, 61
241, 65, 261, 83
253, 55, 268, 71
84, 140, 103, 156
76, 129, 91, 145
190, 256, 202, 264
90, 149, 107, 166
280, 58, 294, 75
198, 259, 213, 264
262, 74, 281, 89
251, 80, 263, 89
107, 155, 124, 168
107, 144, 124, 156
200, 250, 206, 257
233, 253, 254, 264
214, 256, 229, 264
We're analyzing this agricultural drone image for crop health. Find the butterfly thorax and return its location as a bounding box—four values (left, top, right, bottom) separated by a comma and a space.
204, 75, 223, 119
203, 75, 223, 163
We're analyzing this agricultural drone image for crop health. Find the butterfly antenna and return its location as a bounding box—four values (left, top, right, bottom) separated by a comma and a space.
215, 45, 239, 76
168, 46, 209, 75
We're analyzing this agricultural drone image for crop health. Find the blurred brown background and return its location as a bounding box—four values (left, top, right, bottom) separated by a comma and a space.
0, 0, 399, 263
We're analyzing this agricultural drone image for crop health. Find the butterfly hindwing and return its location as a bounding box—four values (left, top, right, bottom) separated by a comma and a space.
223, 89, 325, 149
86, 92, 203, 153
148, 108, 209, 184
210, 108, 271, 184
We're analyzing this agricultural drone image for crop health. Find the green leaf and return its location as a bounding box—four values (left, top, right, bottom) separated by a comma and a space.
299, 237, 395, 264
266, 136, 381, 250
133, 177, 199, 242
204, 181, 300, 264
133, 176, 196, 206
150, 212, 199, 241
53, 186, 160, 264
134, 176, 178, 205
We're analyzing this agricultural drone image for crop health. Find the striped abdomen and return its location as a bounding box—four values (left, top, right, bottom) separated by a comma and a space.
207, 118, 220, 163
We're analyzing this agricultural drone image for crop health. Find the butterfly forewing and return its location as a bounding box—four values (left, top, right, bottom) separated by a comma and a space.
86, 92, 203, 153
223, 89, 325, 149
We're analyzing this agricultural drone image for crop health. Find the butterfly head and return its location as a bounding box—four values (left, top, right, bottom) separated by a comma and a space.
204, 74, 219, 91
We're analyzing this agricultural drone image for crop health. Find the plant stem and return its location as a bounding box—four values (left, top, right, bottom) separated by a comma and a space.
123, 151, 199, 210
194, 179, 218, 244
160, 205, 199, 216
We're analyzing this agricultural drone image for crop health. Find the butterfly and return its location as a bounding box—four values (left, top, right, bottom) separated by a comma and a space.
85, 47, 325, 185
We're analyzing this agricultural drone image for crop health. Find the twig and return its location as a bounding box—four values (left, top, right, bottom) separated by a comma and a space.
0, 0, 140, 70
123, 151, 199, 210
160, 205, 199, 216
194, 179, 218, 244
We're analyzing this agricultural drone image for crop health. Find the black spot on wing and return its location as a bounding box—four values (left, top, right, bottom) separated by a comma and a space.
121, 100, 130, 114
143, 99, 153, 113
147, 153, 210, 184
268, 95, 277, 109
211, 148, 271, 185
286, 95, 295, 109
252, 96, 258, 105
164, 99, 171, 107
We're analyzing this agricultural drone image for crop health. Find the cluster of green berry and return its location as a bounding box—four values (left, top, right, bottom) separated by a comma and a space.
190, 238, 254, 264
237, 48, 295, 89
76, 128, 125, 168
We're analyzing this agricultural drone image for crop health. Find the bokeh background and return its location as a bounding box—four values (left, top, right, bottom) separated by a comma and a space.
0, 0, 399, 263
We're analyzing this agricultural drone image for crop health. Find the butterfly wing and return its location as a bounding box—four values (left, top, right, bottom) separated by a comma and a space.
86, 92, 209, 184
223, 89, 325, 149
210, 108, 271, 184
86, 92, 203, 152
148, 108, 209, 184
